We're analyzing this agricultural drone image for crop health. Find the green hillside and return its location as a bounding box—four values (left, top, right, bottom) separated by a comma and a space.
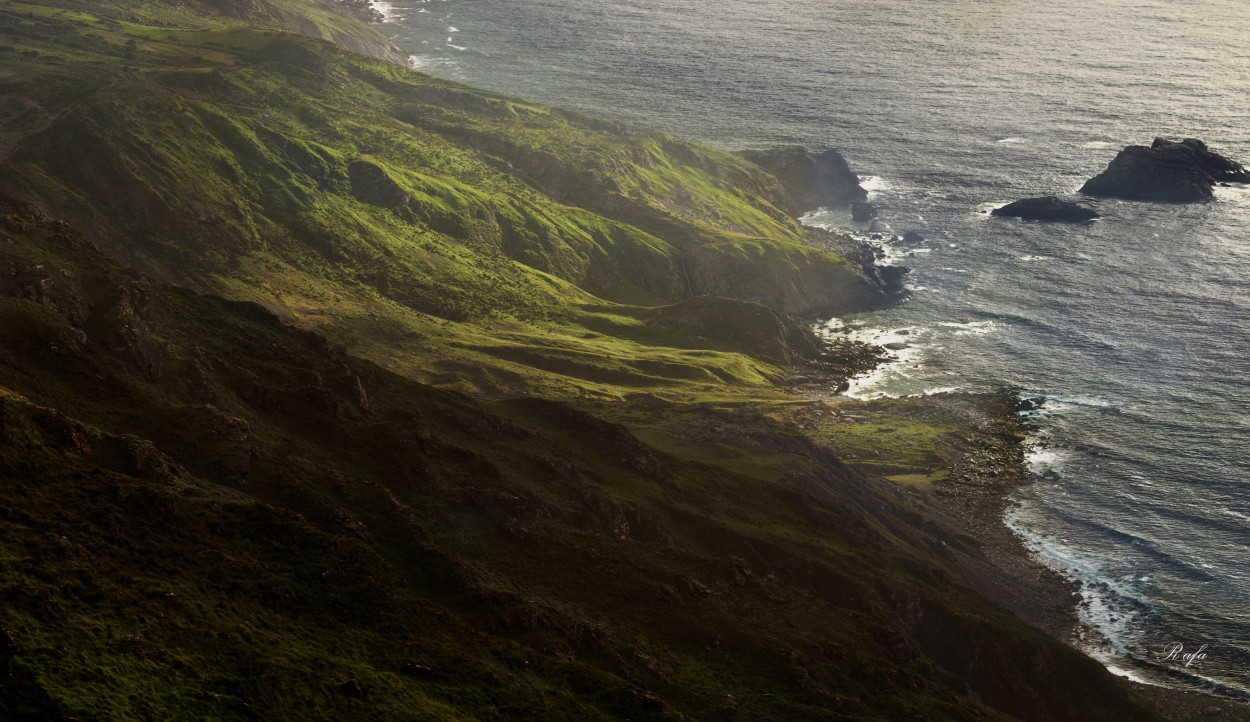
0, 0, 1175, 719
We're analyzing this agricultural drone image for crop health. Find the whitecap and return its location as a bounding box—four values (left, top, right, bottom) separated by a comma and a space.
1045, 393, 1115, 409
1103, 664, 1154, 684
1019, 255, 1051, 262
1004, 507, 1150, 658
936, 320, 997, 335
1082, 141, 1117, 149
822, 325, 931, 400
858, 175, 890, 193
995, 137, 1028, 144
975, 201, 1011, 218
408, 55, 456, 70
373, 1, 398, 21
1026, 446, 1073, 474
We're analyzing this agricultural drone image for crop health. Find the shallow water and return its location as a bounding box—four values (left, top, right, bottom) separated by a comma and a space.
385, 0, 1250, 697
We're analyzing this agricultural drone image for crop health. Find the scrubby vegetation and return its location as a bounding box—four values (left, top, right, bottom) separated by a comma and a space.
0, 0, 1174, 719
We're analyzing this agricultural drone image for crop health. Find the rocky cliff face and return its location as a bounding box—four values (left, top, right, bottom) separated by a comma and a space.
1080, 137, 1250, 202
738, 146, 869, 215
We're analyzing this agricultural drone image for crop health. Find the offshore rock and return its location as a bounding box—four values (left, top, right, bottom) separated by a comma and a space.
1080, 138, 1250, 202
738, 146, 867, 215
991, 196, 1099, 222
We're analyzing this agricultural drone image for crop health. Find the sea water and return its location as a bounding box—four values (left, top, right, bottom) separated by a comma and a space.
384, 0, 1250, 697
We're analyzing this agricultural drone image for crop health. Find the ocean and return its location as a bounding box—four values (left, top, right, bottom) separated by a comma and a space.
380, 0, 1250, 698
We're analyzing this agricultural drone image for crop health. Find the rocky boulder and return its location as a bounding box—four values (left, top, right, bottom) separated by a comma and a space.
899, 230, 925, 246
991, 196, 1099, 222
738, 146, 867, 215
1080, 138, 1250, 202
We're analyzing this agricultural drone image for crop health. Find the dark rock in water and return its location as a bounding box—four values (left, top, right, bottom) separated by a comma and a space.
1080, 138, 1250, 202
738, 146, 867, 215
883, 342, 908, 351
899, 230, 925, 246
877, 264, 909, 289
991, 196, 1100, 222
851, 199, 878, 222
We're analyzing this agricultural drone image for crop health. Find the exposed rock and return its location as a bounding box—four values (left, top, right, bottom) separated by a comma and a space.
348, 160, 410, 208
737, 146, 867, 215
899, 231, 925, 246
851, 199, 878, 222
991, 196, 1099, 222
2, 261, 91, 327
877, 264, 908, 292
1080, 138, 1250, 202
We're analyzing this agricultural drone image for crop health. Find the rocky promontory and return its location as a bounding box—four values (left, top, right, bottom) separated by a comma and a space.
738, 146, 867, 215
1080, 137, 1250, 202
991, 196, 1099, 222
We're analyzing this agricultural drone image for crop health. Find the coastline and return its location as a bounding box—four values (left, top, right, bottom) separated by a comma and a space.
837, 386, 1250, 719
4, 0, 1246, 716
393, 9, 1250, 703
793, 191, 1250, 714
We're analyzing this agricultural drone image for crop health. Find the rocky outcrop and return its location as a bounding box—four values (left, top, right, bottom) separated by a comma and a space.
270, 2, 407, 64
738, 146, 867, 215
991, 196, 1099, 222
348, 159, 411, 208
898, 230, 925, 247
1080, 138, 1250, 202
851, 200, 878, 222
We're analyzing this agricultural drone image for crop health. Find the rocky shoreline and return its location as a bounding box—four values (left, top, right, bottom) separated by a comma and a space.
928, 393, 1250, 719
833, 383, 1250, 719
783, 155, 1249, 716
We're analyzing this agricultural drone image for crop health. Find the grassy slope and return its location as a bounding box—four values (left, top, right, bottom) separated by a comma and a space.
0, 2, 1170, 720
0, 0, 891, 404
0, 197, 1161, 721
